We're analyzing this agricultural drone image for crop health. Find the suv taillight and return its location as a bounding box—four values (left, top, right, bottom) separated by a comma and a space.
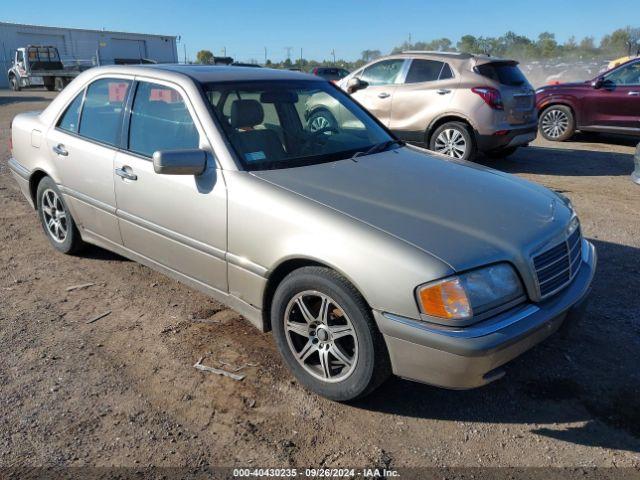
472, 87, 504, 110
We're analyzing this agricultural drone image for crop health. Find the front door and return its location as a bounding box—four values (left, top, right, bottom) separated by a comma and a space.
350, 58, 407, 126
46, 77, 132, 245
583, 60, 640, 132
389, 59, 459, 139
113, 80, 228, 293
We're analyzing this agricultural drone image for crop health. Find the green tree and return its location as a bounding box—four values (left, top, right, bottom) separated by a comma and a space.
196, 50, 214, 64
457, 35, 481, 54
537, 32, 558, 57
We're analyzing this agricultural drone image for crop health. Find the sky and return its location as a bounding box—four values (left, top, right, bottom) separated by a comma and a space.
3, 0, 638, 62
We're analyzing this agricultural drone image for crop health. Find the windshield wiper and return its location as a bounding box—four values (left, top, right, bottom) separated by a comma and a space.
350, 139, 404, 161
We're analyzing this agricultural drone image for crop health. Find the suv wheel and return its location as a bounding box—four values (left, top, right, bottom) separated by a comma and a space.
307, 109, 338, 135
36, 177, 84, 254
430, 122, 476, 161
271, 267, 391, 401
539, 105, 575, 141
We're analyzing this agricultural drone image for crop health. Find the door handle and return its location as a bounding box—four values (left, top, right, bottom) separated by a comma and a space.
52, 144, 68, 156
115, 167, 138, 181
377, 92, 391, 99
629, 91, 640, 96
437, 89, 451, 95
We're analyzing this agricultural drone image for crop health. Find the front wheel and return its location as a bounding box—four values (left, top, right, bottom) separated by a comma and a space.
36, 177, 84, 254
271, 267, 391, 401
539, 105, 575, 141
429, 121, 476, 161
9, 75, 21, 91
54, 77, 66, 91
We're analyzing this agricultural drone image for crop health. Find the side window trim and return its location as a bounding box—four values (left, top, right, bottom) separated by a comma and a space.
125, 78, 204, 160
402, 59, 454, 85
54, 87, 87, 132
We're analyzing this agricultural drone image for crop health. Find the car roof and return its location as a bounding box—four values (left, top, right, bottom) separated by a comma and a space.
132, 64, 318, 83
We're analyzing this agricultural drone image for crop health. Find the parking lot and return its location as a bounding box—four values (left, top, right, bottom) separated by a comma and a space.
1, 89, 639, 469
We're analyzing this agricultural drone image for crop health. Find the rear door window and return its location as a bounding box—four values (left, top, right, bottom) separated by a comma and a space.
78, 78, 132, 146
405, 59, 445, 83
128, 82, 200, 157
57, 92, 84, 133
360, 59, 405, 86
475, 63, 528, 86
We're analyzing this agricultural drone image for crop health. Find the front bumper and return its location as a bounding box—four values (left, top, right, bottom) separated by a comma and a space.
476, 124, 537, 152
375, 240, 596, 389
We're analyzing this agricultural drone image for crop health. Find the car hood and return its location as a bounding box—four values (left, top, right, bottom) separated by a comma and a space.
252, 147, 572, 271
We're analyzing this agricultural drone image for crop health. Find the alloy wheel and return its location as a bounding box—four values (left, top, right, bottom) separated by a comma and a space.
41, 189, 68, 243
284, 290, 358, 383
308, 115, 332, 134
541, 109, 569, 139
434, 128, 467, 158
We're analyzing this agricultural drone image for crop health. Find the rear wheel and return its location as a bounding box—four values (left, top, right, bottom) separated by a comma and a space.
271, 267, 391, 401
429, 121, 476, 161
44, 77, 55, 91
539, 105, 575, 141
36, 177, 84, 254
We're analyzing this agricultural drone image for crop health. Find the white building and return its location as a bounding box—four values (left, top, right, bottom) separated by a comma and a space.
0, 21, 178, 88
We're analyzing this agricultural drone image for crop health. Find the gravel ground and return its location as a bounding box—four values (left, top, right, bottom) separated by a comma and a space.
1, 89, 639, 472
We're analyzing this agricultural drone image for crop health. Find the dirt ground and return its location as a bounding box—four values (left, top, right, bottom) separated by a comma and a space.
1, 89, 639, 472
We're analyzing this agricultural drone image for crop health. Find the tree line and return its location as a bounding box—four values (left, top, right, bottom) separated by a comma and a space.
195, 26, 639, 71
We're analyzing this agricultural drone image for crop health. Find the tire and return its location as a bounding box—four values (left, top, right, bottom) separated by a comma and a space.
271, 266, 391, 401
485, 146, 519, 159
539, 105, 575, 142
9, 75, 21, 92
44, 77, 55, 91
36, 177, 84, 254
54, 77, 65, 92
307, 109, 338, 134
429, 121, 476, 161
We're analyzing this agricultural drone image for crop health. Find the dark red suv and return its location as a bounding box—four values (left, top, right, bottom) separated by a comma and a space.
535, 58, 640, 141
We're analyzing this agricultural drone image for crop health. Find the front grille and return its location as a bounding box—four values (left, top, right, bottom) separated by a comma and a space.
533, 226, 582, 298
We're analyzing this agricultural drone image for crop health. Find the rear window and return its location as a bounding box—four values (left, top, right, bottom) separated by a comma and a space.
476, 62, 527, 86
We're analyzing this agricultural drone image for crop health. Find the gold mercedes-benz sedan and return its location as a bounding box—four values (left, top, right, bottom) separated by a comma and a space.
8, 65, 595, 401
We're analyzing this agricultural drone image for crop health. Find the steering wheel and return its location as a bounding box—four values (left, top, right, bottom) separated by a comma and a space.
298, 126, 340, 155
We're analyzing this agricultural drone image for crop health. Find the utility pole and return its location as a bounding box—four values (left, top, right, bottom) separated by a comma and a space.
264, 47, 267, 64
183, 43, 187, 64
284, 46, 293, 62
300, 47, 303, 65
331, 49, 336, 64
222, 46, 227, 57
408, 33, 412, 44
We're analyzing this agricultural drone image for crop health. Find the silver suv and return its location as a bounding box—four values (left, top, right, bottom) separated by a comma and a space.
330, 51, 537, 160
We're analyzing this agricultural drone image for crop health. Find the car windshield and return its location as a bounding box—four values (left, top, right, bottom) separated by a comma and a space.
201, 80, 395, 170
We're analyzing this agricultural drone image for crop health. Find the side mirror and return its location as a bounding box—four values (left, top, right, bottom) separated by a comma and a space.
346, 77, 368, 94
153, 149, 207, 175
591, 77, 604, 89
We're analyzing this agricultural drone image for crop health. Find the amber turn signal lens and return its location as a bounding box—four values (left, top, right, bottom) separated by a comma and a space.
418, 278, 472, 320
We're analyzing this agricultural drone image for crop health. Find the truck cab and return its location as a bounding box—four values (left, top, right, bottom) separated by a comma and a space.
8, 46, 71, 92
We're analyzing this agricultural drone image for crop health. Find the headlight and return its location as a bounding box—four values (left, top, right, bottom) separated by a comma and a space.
416, 264, 524, 320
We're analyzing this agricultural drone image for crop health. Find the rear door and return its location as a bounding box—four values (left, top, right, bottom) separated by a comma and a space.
475, 61, 535, 126
113, 79, 228, 292
583, 60, 640, 132
350, 58, 407, 126
389, 58, 458, 139
46, 77, 132, 245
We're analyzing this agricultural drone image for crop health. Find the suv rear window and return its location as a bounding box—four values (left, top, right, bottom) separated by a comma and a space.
476, 62, 527, 86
